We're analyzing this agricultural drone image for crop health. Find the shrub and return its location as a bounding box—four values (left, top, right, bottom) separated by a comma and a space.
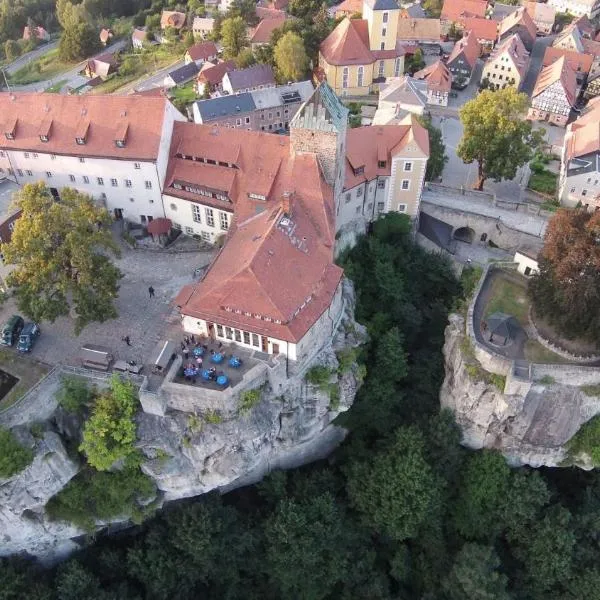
187, 414, 203, 433
305, 366, 332, 387
581, 385, 600, 397
58, 376, 94, 414
79, 376, 138, 471
204, 410, 223, 424
240, 388, 262, 413
329, 384, 341, 411
46, 468, 156, 530
567, 416, 600, 466
336, 348, 359, 374
538, 375, 555, 384
0, 428, 34, 478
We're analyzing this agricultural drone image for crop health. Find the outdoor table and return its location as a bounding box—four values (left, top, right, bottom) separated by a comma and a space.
201, 369, 212, 380
228, 356, 242, 368
211, 353, 224, 364
216, 374, 229, 386
184, 367, 198, 377
192, 346, 204, 357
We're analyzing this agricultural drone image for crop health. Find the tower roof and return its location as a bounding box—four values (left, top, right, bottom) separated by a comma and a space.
364, 0, 400, 10
291, 81, 348, 133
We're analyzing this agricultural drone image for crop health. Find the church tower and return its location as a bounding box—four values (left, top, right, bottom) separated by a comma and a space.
290, 82, 348, 220
362, 0, 401, 52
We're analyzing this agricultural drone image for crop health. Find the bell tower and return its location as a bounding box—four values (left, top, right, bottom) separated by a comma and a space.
363, 0, 401, 52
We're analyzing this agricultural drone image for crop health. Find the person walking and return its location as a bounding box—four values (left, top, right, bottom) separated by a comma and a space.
148, 285, 155, 298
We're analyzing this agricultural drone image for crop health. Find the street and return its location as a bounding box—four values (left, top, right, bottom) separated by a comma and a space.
3, 40, 59, 76
123, 59, 185, 93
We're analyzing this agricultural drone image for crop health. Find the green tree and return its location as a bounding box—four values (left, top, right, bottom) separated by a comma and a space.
443, 544, 512, 600
235, 47, 255, 68
58, 376, 94, 414
273, 31, 308, 82
0, 427, 34, 478
220, 16, 247, 59
422, 0, 443, 16
2, 184, 122, 334
55, 561, 105, 600
59, 21, 101, 61
418, 115, 448, 181
405, 48, 425, 74
457, 87, 544, 190
346, 427, 441, 540
4, 39, 19, 61
79, 376, 138, 471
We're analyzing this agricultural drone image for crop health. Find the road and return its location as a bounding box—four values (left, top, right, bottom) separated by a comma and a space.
3, 40, 59, 75
121, 59, 185, 94
6, 39, 128, 94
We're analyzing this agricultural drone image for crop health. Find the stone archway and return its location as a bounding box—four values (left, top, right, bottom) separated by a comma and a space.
453, 226, 476, 244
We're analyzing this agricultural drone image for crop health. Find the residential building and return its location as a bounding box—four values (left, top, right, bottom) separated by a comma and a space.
524, 1, 556, 35
441, 0, 487, 27
249, 15, 286, 49
461, 17, 497, 53
192, 81, 314, 131
164, 63, 200, 88
446, 30, 480, 88
132, 27, 148, 50
543, 46, 592, 83
481, 33, 530, 90
401, 4, 427, 18
396, 18, 442, 52
160, 10, 186, 30
333, 0, 363, 18
185, 42, 218, 66
0, 93, 186, 223
497, 6, 537, 50
22, 26, 49, 41
83, 54, 118, 80
0, 185, 20, 252
490, 2, 519, 21
373, 76, 429, 124
548, 0, 600, 19
584, 72, 600, 98
319, 0, 406, 97
196, 60, 236, 95
413, 60, 452, 105
255, 6, 287, 20
222, 64, 276, 95
99, 28, 113, 45
554, 15, 596, 49
528, 56, 577, 126
559, 97, 600, 208
192, 17, 215, 39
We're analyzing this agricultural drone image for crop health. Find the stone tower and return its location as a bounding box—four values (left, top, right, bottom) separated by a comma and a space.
290, 82, 348, 220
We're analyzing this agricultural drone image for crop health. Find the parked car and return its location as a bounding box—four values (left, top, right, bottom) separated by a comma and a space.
17, 322, 41, 353
1, 315, 24, 347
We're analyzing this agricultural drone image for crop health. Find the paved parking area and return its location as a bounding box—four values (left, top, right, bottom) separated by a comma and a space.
0, 245, 214, 368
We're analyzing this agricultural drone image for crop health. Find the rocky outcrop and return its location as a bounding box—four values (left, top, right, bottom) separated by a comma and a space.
0, 281, 366, 560
441, 314, 600, 468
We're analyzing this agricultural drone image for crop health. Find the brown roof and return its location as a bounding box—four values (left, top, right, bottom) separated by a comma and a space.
0, 93, 171, 161
441, 0, 487, 22
320, 18, 373, 66
172, 122, 342, 343
345, 117, 430, 189
573, 14, 596, 38
565, 98, 600, 160
396, 18, 441, 42
498, 7, 537, 42
255, 6, 287, 19
447, 30, 480, 68
487, 34, 529, 76
187, 41, 218, 61
532, 55, 577, 106
161, 10, 186, 29
100, 28, 113, 43
582, 38, 600, 57
543, 46, 593, 75
461, 17, 497, 41
333, 0, 363, 16
197, 60, 237, 86
414, 60, 452, 94
132, 27, 147, 42
250, 16, 286, 44
147, 218, 172, 235
524, 1, 556, 25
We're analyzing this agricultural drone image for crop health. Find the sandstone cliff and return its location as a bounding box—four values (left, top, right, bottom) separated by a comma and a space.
441, 314, 600, 469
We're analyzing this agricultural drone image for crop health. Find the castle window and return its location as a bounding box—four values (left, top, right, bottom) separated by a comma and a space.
378, 160, 386, 168
380, 42, 385, 51
383, 11, 388, 22
379, 60, 385, 76
342, 67, 349, 89
357, 66, 364, 87
382, 27, 387, 37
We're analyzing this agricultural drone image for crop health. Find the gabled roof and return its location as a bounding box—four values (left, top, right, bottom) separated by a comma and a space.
333, 0, 363, 16
462, 17, 497, 41
396, 18, 442, 42
256, 6, 287, 19
225, 64, 276, 91
565, 97, 600, 160
250, 16, 286, 44
132, 27, 147, 42
414, 60, 452, 93
168, 62, 200, 84
447, 30, 480, 68
543, 46, 592, 76
100, 28, 113, 43
498, 7, 537, 42
194, 93, 256, 122
198, 60, 237, 86
187, 41, 218, 61
160, 10, 186, 29
320, 18, 373, 66
364, 0, 400, 10
487, 33, 529, 76
193, 17, 215, 30
524, 1, 556, 25
532, 55, 577, 106
441, 0, 487, 22
378, 75, 428, 110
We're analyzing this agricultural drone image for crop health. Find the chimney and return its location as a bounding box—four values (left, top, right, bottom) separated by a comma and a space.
282, 190, 293, 215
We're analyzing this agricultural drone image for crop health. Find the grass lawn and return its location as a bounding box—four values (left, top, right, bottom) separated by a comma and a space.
169, 82, 197, 110
524, 340, 572, 364
8, 49, 75, 85
528, 169, 558, 196
484, 274, 530, 325
0, 349, 50, 410
45, 79, 68, 93
91, 73, 141, 94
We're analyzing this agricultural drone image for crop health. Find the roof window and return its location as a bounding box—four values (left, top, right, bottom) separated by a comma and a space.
115, 122, 129, 148
39, 117, 52, 143
4, 117, 17, 140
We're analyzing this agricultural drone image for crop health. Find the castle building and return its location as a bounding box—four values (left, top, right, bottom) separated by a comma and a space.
318, 0, 405, 97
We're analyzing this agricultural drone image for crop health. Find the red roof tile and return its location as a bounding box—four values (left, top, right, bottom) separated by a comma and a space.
565, 98, 600, 160
441, 0, 487, 22
333, 0, 363, 17
447, 30, 480, 68
461, 17, 497, 41
187, 41, 218, 62
532, 55, 577, 106
320, 18, 373, 66
414, 60, 452, 93
498, 7, 537, 43
161, 10, 186, 29
250, 16, 286, 44
197, 60, 237, 86
543, 46, 593, 75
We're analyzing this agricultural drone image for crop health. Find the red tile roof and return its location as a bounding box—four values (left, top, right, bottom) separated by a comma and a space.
161, 10, 186, 29
250, 16, 286, 44
441, 0, 487, 22
345, 118, 430, 189
100, 28, 113, 43
462, 17, 497, 41
532, 55, 577, 106
565, 98, 600, 160
132, 27, 147, 42
498, 7, 537, 43
172, 122, 342, 343
320, 18, 373, 66
543, 46, 593, 75
414, 60, 452, 94
396, 18, 442, 42
447, 30, 480, 68
187, 41, 218, 62
197, 60, 237, 86
255, 6, 287, 19
333, 0, 363, 17
0, 93, 172, 161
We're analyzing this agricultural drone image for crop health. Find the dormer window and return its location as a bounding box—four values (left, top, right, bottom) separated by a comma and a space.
353, 166, 365, 176
378, 160, 386, 168
116, 139, 126, 148
76, 137, 85, 145
40, 135, 49, 143
114, 122, 129, 148
39, 117, 52, 143
4, 117, 17, 140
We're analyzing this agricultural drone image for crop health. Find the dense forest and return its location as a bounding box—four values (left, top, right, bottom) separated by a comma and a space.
2, 215, 600, 599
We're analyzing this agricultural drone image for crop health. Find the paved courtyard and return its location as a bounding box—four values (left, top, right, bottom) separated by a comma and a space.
0, 244, 214, 368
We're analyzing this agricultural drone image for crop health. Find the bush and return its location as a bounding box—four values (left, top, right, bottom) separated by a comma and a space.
336, 348, 359, 374
305, 366, 332, 387
581, 385, 600, 397
46, 468, 156, 530
204, 410, 223, 424
58, 376, 94, 414
329, 384, 340, 411
240, 388, 262, 413
567, 416, 600, 465
0, 428, 34, 478
538, 375, 555, 384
